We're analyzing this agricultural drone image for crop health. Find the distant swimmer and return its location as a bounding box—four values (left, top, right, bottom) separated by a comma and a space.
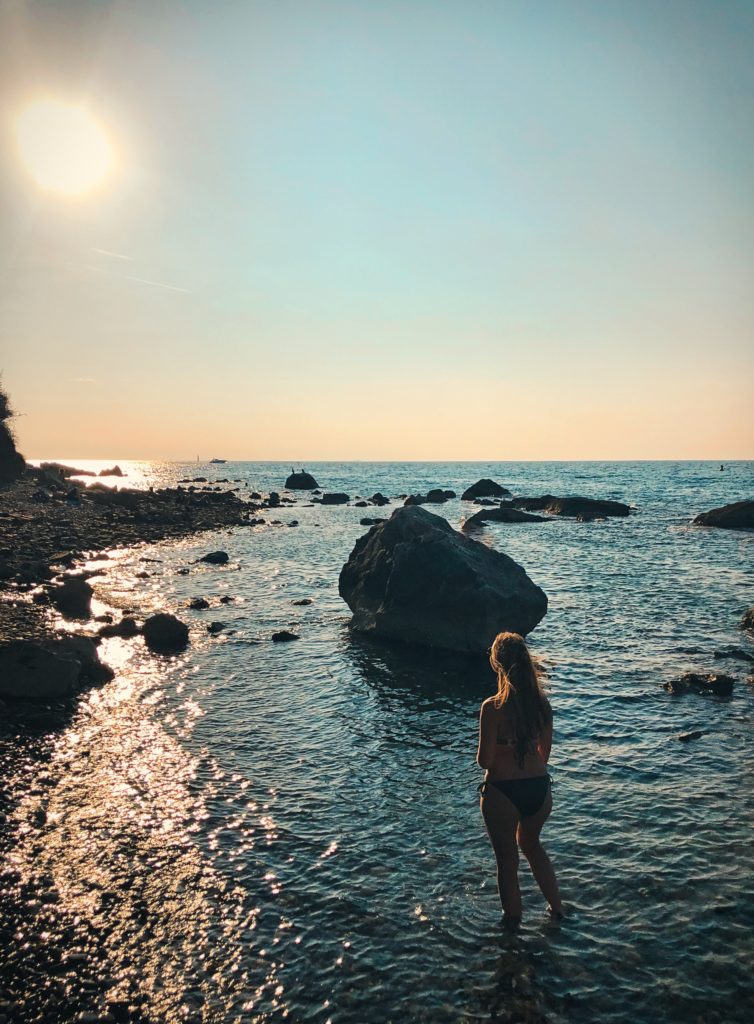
477, 632, 563, 931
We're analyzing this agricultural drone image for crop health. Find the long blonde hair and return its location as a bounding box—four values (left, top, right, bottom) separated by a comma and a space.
490, 631, 551, 765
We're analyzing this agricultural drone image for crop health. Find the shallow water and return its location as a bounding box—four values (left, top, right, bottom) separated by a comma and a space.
3, 461, 754, 1022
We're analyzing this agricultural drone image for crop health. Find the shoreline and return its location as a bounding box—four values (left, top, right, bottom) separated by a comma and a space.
0, 468, 260, 646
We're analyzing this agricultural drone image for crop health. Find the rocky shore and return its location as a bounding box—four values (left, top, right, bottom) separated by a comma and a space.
0, 469, 259, 642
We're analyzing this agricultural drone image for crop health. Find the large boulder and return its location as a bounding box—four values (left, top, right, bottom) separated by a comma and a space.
0, 636, 112, 699
285, 470, 319, 489
338, 505, 547, 653
142, 613, 189, 652
0, 642, 80, 699
463, 506, 547, 529
693, 500, 754, 530
511, 495, 630, 518
462, 479, 511, 500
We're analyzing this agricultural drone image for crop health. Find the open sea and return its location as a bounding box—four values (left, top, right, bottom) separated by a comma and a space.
3, 460, 754, 1023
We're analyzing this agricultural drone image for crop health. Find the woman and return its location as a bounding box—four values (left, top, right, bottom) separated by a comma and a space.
477, 631, 562, 930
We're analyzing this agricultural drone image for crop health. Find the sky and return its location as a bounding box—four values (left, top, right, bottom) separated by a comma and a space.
0, 0, 752, 460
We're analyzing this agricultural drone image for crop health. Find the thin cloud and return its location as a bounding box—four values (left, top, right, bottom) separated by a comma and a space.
124, 274, 191, 294
93, 248, 134, 262
75, 263, 191, 294
70, 377, 96, 384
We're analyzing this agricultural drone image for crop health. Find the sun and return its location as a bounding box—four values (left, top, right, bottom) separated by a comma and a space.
15, 100, 115, 197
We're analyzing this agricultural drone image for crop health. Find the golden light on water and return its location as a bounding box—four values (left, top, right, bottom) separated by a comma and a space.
15, 100, 115, 196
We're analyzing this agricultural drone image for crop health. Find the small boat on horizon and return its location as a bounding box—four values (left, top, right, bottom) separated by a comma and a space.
209, 458, 227, 464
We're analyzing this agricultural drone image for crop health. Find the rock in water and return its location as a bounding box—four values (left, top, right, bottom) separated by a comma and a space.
664, 672, 735, 697
678, 730, 704, 742
48, 576, 93, 619
142, 613, 189, 652
338, 505, 547, 653
511, 495, 630, 518
285, 471, 319, 489
0, 642, 80, 699
741, 606, 754, 634
199, 550, 229, 564
319, 493, 350, 505
693, 500, 754, 529
462, 479, 511, 500
463, 506, 547, 529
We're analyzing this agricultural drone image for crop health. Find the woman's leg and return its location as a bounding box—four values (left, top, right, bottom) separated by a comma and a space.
480, 785, 522, 927
516, 789, 562, 914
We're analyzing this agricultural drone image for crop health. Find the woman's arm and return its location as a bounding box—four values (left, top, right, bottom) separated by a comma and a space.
536, 719, 553, 764
476, 701, 497, 770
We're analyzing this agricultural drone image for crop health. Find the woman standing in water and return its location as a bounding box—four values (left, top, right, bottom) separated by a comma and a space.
477, 631, 562, 930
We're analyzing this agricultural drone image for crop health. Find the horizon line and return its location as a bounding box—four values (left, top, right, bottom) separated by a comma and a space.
28, 456, 754, 465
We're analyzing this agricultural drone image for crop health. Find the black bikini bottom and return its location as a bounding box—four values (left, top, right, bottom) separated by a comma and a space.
478, 775, 551, 818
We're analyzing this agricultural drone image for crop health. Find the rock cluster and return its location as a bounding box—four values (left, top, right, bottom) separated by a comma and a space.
404, 489, 455, 506
339, 505, 547, 653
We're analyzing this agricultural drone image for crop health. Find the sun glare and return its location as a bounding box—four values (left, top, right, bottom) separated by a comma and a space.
15, 100, 115, 197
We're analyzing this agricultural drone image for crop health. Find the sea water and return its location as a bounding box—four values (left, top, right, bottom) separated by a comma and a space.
4, 461, 754, 1022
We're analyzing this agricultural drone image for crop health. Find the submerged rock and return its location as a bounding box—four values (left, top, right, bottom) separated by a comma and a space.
462, 479, 511, 500
370, 492, 391, 506
678, 730, 704, 742
463, 506, 547, 529
339, 505, 547, 653
713, 647, 754, 664
285, 470, 319, 489
664, 672, 734, 697
741, 607, 754, 633
188, 597, 210, 610
693, 500, 754, 529
142, 613, 189, 652
511, 495, 630, 518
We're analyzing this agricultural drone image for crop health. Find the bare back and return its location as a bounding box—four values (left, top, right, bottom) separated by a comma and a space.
477, 698, 552, 781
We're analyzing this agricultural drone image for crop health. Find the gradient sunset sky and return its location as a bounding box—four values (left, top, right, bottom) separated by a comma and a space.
1, 0, 752, 460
